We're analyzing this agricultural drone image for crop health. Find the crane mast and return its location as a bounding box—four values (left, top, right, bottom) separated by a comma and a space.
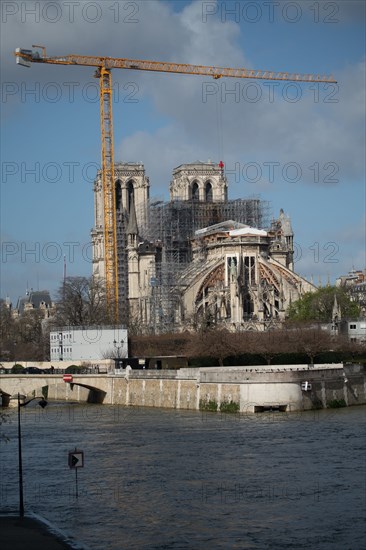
98, 66, 118, 321
14, 46, 336, 323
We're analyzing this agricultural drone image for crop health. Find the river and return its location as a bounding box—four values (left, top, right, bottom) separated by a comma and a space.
0, 403, 365, 549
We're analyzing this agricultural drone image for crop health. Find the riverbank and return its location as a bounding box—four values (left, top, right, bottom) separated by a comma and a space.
2, 363, 365, 412
0, 514, 85, 549
45, 363, 366, 412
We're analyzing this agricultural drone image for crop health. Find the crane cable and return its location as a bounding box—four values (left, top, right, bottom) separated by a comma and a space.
215, 86, 224, 163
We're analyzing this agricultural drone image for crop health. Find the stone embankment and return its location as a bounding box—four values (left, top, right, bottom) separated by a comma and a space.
44, 363, 366, 412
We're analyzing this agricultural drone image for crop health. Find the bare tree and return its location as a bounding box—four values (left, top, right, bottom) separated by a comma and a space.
0, 299, 14, 360
241, 329, 290, 365
189, 328, 239, 366
336, 333, 366, 360
54, 276, 111, 326
0, 300, 49, 361
291, 325, 334, 364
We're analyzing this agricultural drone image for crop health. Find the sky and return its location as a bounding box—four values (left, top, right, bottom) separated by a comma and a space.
1, 0, 365, 305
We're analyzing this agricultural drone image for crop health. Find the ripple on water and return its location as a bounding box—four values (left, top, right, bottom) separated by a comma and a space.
1, 404, 365, 549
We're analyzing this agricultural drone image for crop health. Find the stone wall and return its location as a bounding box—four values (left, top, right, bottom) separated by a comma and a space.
44, 364, 366, 413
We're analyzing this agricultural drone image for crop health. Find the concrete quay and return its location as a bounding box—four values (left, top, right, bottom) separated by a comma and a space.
1, 363, 365, 412
0, 514, 85, 549
48, 363, 365, 412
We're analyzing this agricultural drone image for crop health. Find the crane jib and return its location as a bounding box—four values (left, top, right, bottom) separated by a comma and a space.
14, 49, 337, 83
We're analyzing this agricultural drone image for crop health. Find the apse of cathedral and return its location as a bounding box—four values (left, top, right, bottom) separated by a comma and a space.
92, 161, 315, 332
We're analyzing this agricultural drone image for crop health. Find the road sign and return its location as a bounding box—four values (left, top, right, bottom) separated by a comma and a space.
68, 450, 84, 469
63, 374, 73, 382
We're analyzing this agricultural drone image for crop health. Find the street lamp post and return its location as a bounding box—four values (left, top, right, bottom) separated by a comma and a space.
13, 341, 17, 369
113, 339, 125, 369
17, 393, 47, 517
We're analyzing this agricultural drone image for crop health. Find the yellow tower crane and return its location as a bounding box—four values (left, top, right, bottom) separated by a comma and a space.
14, 46, 336, 323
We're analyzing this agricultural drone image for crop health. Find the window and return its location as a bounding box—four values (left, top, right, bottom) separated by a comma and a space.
191, 181, 199, 201
350, 324, 357, 329
127, 180, 134, 212
115, 180, 122, 211
205, 181, 213, 202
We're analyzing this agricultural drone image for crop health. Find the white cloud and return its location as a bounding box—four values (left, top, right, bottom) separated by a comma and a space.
4, 0, 364, 189
118, 58, 365, 190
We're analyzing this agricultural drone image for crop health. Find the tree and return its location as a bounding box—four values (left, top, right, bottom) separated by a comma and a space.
0, 300, 48, 361
286, 324, 334, 364
0, 299, 15, 360
189, 328, 239, 366
287, 286, 360, 322
336, 333, 366, 360
17, 310, 43, 346
54, 276, 111, 326
245, 330, 288, 365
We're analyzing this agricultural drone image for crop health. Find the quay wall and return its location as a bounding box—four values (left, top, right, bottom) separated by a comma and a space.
45, 364, 366, 412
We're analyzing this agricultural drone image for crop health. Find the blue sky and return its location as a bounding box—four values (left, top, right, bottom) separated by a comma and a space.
1, 0, 365, 305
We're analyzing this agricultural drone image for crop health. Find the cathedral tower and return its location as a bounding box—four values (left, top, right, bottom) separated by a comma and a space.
169, 161, 228, 202
92, 162, 150, 322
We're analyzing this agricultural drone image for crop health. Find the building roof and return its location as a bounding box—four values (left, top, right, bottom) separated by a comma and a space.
195, 220, 267, 239
195, 220, 248, 237
229, 227, 268, 237
16, 290, 52, 314
173, 160, 220, 173
278, 209, 293, 236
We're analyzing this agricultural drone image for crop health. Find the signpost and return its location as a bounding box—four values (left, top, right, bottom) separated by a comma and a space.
68, 448, 84, 498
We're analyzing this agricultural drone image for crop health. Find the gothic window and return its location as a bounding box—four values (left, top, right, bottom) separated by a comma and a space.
205, 181, 213, 202
127, 180, 134, 212
244, 257, 256, 285
115, 180, 122, 211
250, 257, 256, 284
191, 181, 199, 201
243, 292, 254, 316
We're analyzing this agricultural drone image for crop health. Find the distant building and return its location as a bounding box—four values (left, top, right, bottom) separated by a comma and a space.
336, 268, 366, 318
345, 320, 366, 343
12, 289, 55, 319
50, 326, 128, 362
336, 268, 365, 288
350, 282, 366, 317
324, 293, 366, 342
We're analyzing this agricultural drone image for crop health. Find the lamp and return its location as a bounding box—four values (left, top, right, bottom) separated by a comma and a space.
17, 393, 48, 517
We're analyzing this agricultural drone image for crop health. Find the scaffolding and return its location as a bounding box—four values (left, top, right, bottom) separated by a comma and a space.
116, 206, 129, 325
139, 196, 270, 333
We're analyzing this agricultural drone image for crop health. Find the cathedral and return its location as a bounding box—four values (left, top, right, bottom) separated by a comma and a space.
92, 161, 315, 332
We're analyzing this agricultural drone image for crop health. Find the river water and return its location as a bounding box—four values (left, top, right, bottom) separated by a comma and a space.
0, 403, 365, 549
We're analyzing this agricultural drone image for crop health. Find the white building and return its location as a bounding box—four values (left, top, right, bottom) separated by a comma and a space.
346, 320, 366, 343
50, 326, 128, 362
